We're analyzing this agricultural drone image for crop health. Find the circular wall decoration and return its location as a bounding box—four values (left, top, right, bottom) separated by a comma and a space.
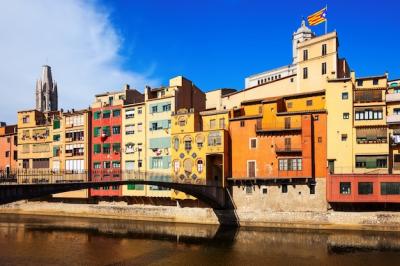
191, 152, 197, 158
192, 174, 197, 180
179, 153, 185, 159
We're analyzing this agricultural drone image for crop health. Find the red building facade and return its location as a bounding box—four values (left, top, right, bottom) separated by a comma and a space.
0, 124, 18, 171
90, 105, 123, 197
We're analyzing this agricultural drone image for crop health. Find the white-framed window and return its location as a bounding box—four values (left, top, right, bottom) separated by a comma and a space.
197, 159, 204, 173
249, 138, 257, 149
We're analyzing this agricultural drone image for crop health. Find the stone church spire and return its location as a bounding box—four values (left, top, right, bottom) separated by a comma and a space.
35, 65, 58, 112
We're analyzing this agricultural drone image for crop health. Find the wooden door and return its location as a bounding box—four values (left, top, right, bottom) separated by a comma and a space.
248, 161, 256, 178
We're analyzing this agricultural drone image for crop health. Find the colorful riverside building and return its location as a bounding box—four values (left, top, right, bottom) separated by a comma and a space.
121, 99, 146, 197
228, 91, 328, 211
52, 109, 92, 198
170, 108, 230, 200
17, 110, 58, 170
0, 123, 18, 171
144, 76, 206, 198
326, 73, 400, 207
90, 85, 144, 198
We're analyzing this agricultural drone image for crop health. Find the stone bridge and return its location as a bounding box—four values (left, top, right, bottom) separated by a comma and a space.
0, 170, 230, 209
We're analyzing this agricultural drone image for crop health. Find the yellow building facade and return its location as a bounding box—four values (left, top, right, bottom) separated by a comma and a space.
170, 109, 230, 200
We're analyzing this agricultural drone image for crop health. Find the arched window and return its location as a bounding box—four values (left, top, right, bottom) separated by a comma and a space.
183, 159, 193, 174
184, 135, 192, 151
173, 137, 179, 151
197, 159, 204, 173
173, 160, 180, 174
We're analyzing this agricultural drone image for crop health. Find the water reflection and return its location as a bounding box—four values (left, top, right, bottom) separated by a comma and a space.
0, 214, 400, 265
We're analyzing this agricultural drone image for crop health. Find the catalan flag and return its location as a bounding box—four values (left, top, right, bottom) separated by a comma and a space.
307, 7, 327, 26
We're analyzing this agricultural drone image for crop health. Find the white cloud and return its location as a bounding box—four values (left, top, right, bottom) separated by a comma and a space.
0, 0, 158, 123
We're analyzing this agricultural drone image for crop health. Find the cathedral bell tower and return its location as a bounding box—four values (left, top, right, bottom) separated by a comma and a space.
35, 65, 58, 112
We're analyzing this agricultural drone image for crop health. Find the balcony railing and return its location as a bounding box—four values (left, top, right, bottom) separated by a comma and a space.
386, 93, 400, 103
387, 114, 400, 124
275, 144, 302, 153
255, 119, 302, 133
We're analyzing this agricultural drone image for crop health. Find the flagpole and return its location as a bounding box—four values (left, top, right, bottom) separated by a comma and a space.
325, 4, 328, 34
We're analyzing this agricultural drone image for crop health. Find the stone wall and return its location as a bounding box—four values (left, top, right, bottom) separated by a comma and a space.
231, 178, 328, 212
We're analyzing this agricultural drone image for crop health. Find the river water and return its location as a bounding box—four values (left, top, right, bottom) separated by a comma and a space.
1, 214, 400, 265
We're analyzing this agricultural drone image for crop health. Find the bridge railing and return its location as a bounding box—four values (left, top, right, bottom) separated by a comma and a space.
0, 169, 176, 185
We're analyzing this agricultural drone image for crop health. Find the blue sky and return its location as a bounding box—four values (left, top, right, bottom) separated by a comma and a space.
0, 0, 399, 123
102, 0, 400, 91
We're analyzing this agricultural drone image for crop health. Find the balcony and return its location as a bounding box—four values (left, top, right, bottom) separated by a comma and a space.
387, 114, 400, 124
386, 93, 400, 103
255, 119, 302, 133
353, 90, 384, 106
275, 144, 302, 154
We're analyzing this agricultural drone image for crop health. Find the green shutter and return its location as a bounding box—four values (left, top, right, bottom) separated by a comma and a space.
94, 144, 101, 153
53, 120, 60, 129
94, 111, 101, 120
103, 126, 110, 136
162, 156, 171, 169
94, 127, 100, 137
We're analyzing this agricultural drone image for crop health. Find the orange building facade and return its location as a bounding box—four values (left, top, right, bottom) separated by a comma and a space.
0, 124, 18, 171
229, 91, 327, 202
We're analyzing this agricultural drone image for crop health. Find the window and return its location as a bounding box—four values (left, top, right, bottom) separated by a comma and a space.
7, 137, 10, 143
103, 110, 111, 119
112, 143, 121, 153
112, 126, 121, 135
173, 137, 179, 151
282, 185, 288, 193
250, 138, 257, 149
342, 92, 348, 100
240, 121, 245, 127
303, 67, 308, 79
208, 131, 222, 146
112, 109, 121, 117
22, 116, 30, 123
179, 118, 186, 127
358, 182, 373, 195
5, 151, 10, 158
125, 125, 135, 135
394, 108, 400, 115
174, 160, 180, 173
209, 119, 216, 129
94, 111, 101, 120
103, 143, 111, 154
341, 134, 348, 141
151, 157, 163, 169
310, 185, 315, 195
219, 118, 225, 129
381, 182, 400, 195
125, 143, 135, 154
197, 159, 204, 173
357, 80, 363, 87
102, 126, 111, 136
125, 109, 134, 119
373, 79, 379, 86
278, 158, 302, 171
356, 155, 387, 169
306, 100, 313, 106
318, 136, 322, 143
112, 161, 120, 168
138, 107, 143, 114
138, 123, 143, 132
151, 122, 158, 131
94, 127, 101, 137
103, 161, 111, 169
355, 109, 383, 120
322, 62, 327, 75
53, 120, 60, 129
184, 140, 192, 151
303, 49, 308, 61
94, 162, 101, 169
53, 134, 60, 141
343, 113, 349, 119
93, 144, 101, 154
322, 44, 327, 56
162, 104, 171, 112
340, 182, 351, 194
152, 106, 158, 113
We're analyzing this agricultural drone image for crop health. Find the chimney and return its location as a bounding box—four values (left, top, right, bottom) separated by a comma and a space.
124, 84, 130, 91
